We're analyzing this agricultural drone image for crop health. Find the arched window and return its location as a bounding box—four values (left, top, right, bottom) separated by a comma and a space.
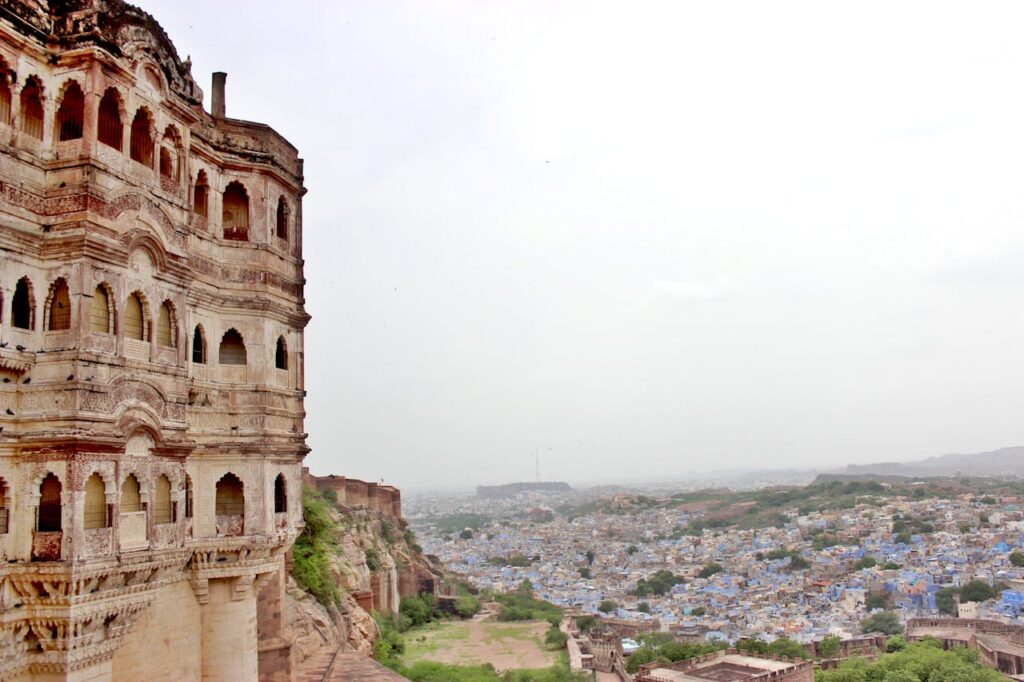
153, 475, 172, 524
0, 67, 11, 125
120, 474, 141, 513
90, 284, 113, 334
124, 292, 146, 340
157, 301, 176, 348
160, 125, 180, 182
12, 276, 33, 329
97, 88, 122, 150
192, 325, 206, 364
129, 108, 153, 167
37, 473, 62, 532
0, 477, 8, 534
222, 181, 249, 241
275, 197, 288, 240
215, 473, 244, 516
193, 170, 208, 218
184, 475, 193, 518
83, 473, 109, 529
275, 336, 288, 370
46, 278, 71, 331
56, 81, 84, 141
274, 473, 287, 514
20, 76, 43, 140
219, 328, 246, 365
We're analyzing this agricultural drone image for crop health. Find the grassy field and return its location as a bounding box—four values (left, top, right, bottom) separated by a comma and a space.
402, 619, 558, 671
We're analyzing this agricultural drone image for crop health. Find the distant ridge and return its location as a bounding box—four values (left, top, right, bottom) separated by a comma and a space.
476, 481, 572, 499
827, 446, 1024, 479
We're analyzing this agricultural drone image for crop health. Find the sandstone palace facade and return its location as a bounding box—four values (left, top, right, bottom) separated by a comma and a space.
0, 1, 308, 680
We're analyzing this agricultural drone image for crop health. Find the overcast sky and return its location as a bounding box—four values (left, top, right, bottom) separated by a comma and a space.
144, 1, 1024, 489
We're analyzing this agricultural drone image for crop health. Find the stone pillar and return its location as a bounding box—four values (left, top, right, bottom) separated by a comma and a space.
257, 567, 293, 682
201, 577, 258, 681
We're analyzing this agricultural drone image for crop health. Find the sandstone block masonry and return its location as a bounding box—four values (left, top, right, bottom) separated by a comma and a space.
0, 1, 309, 680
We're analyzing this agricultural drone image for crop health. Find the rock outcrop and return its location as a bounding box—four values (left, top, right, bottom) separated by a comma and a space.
286, 477, 448, 666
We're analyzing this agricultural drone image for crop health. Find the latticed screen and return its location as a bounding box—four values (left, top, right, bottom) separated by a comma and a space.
83, 474, 107, 529
124, 294, 145, 340
153, 476, 173, 524
48, 281, 71, 331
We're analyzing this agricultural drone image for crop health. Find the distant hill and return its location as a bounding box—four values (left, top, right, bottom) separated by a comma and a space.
476, 482, 572, 499
828, 446, 1024, 479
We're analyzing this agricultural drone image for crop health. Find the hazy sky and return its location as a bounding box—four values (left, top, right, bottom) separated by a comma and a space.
144, 1, 1024, 489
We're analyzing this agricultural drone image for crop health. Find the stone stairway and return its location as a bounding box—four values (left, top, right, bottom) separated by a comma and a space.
296, 647, 410, 681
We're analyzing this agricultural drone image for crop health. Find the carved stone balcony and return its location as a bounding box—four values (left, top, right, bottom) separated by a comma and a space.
31, 531, 62, 561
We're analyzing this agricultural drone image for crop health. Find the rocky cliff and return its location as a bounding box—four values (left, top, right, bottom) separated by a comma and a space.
285, 478, 447, 666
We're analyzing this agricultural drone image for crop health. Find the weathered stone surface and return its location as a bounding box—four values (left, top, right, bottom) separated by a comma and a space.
0, 0, 308, 679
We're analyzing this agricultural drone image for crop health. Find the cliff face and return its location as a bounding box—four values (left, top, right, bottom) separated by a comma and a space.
285, 480, 447, 666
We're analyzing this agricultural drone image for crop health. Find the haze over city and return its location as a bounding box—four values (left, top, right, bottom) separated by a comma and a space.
145, 0, 1024, 489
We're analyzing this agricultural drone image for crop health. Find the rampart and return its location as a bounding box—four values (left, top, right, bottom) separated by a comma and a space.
302, 469, 401, 517
635, 648, 815, 682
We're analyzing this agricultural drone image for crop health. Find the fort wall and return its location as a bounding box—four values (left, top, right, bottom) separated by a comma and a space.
303, 470, 402, 518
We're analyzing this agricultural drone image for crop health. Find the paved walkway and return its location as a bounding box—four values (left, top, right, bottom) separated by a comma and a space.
296, 648, 409, 682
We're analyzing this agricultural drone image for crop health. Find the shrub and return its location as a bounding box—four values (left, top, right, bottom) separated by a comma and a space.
292, 488, 341, 607
455, 594, 482, 619
365, 547, 381, 572
545, 625, 568, 649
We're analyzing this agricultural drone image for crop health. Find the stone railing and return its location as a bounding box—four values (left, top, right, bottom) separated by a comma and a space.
119, 511, 148, 550
31, 530, 62, 561
216, 514, 244, 537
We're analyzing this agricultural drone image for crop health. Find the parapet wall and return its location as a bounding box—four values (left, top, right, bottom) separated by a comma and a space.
302, 469, 401, 517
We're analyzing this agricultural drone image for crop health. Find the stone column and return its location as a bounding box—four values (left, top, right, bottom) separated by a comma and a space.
201, 577, 258, 681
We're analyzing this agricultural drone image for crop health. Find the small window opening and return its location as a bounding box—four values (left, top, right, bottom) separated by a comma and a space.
219, 328, 246, 365
90, 285, 112, 334
56, 81, 84, 141
98, 88, 122, 150
37, 473, 62, 532
215, 473, 244, 516
157, 301, 175, 348
129, 108, 153, 167
276, 197, 288, 240
47, 278, 71, 331
194, 170, 208, 218
192, 325, 206, 364
120, 474, 141, 513
0, 69, 11, 125
153, 475, 172, 524
20, 77, 43, 140
275, 336, 288, 370
185, 475, 194, 518
222, 181, 249, 241
12, 277, 33, 329
124, 292, 146, 341
274, 473, 287, 514
0, 478, 8, 534
84, 473, 109, 529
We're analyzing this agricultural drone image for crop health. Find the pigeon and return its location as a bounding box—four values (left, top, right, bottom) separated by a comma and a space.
14, 345, 24, 351
22, 378, 29, 384
84, 376, 93, 382
66, 374, 74, 381
5, 409, 12, 415
0, 342, 7, 348
1, 378, 8, 383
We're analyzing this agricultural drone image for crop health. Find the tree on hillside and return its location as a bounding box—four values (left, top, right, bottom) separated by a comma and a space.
459, 529, 473, 540
960, 580, 996, 603
698, 562, 724, 579
819, 635, 842, 659
862, 611, 903, 636
576, 615, 597, 633
936, 587, 959, 615
578, 566, 591, 579
598, 599, 618, 614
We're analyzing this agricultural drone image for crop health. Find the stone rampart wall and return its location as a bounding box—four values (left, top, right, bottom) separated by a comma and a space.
303, 469, 401, 517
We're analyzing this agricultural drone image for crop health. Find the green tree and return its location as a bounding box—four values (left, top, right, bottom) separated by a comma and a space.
578, 566, 591, 579
691, 606, 706, 616
459, 529, 474, 540
627, 544, 639, 555
767, 637, 810, 660
576, 615, 597, 632
698, 562, 724, 579
959, 580, 995, 603
854, 556, 877, 570
545, 625, 568, 649
936, 587, 959, 615
861, 611, 903, 636
866, 591, 890, 611
637, 602, 651, 613
885, 635, 908, 652
454, 594, 481, 618
516, 579, 534, 596
819, 635, 842, 659
598, 599, 618, 614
